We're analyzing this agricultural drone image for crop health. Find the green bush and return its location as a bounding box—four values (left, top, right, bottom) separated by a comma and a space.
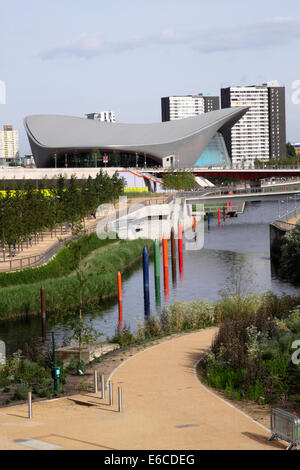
13, 382, 30, 401
199, 305, 300, 405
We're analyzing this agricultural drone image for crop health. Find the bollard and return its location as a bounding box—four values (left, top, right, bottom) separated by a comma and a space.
193, 216, 196, 232
171, 228, 176, 285
143, 246, 150, 318
118, 387, 122, 412
101, 375, 105, 399
117, 271, 123, 332
28, 391, 32, 419
41, 285, 46, 342
162, 234, 169, 294
207, 212, 210, 231
218, 208, 221, 227
108, 380, 113, 406
94, 370, 98, 394
154, 240, 161, 306
178, 223, 183, 279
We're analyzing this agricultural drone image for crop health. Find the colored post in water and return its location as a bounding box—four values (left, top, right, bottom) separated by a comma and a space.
207, 212, 210, 231
143, 246, 150, 317
154, 240, 161, 306
218, 208, 221, 227
193, 216, 196, 232
117, 271, 122, 332
162, 234, 169, 295
41, 285, 46, 342
171, 227, 177, 285
178, 222, 183, 279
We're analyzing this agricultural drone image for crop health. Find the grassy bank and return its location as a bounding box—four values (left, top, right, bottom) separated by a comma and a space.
0, 237, 154, 320
0, 234, 116, 287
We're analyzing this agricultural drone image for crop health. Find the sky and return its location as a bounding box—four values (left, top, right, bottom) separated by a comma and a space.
1, 0, 300, 156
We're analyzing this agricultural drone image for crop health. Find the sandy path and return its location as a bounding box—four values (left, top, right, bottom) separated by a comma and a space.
0, 328, 286, 450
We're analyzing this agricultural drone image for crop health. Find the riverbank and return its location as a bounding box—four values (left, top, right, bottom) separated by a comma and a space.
0, 237, 154, 320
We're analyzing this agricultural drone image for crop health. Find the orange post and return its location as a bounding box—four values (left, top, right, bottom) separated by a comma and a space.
193, 216, 196, 232
218, 208, 221, 227
162, 234, 169, 294
117, 271, 122, 332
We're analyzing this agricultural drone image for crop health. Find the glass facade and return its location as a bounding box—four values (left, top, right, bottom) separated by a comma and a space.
193, 132, 231, 167
52, 150, 159, 168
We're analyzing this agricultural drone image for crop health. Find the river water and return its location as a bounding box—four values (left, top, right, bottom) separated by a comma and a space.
2, 199, 300, 354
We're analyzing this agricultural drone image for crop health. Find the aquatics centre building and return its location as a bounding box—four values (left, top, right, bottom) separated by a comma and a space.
24, 107, 248, 169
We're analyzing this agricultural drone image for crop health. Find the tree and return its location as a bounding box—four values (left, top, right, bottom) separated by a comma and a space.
279, 224, 300, 285
286, 142, 296, 159
162, 169, 196, 190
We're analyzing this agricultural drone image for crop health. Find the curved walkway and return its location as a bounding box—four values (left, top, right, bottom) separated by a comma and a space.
0, 328, 285, 450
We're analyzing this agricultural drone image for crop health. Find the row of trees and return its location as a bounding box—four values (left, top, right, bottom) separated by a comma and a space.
254, 143, 299, 168
0, 170, 125, 252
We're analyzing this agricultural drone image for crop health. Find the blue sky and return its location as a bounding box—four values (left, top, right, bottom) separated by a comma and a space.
1, 0, 300, 155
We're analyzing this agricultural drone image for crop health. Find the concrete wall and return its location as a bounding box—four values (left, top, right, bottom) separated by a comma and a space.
269, 222, 286, 266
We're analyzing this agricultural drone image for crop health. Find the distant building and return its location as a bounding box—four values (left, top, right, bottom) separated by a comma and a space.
221, 81, 286, 165
293, 143, 300, 155
161, 94, 219, 122
85, 111, 116, 123
0, 125, 19, 165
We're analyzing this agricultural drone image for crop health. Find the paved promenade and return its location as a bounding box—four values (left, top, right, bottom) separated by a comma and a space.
0, 329, 286, 450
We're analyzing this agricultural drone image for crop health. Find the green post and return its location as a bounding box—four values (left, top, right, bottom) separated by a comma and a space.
154, 240, 161, 306
52, 331, 58, 395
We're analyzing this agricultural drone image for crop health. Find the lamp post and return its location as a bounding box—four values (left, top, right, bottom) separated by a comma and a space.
136, 152, 138, 169
65, 153, 68, 168
54, 153, 57, 169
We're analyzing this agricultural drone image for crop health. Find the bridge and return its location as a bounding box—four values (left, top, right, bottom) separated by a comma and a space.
141, 167, 300, 181
184, 189, 300, 205
0, 166, 300, 190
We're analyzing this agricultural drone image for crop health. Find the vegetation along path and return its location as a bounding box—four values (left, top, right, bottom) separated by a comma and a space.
0, 328, 287, 450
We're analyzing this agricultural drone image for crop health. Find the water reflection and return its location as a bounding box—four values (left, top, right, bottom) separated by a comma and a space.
1, 201, 300, 354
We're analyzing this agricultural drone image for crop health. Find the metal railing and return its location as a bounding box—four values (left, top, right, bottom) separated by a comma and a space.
269, 408, 300, 450
272, 207, 300, 232
0, 223, 99, 272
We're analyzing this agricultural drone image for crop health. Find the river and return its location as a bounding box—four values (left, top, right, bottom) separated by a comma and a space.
1, 199, 300, 354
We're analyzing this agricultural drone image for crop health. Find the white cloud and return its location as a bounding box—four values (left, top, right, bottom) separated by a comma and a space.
38, 17, 300, 60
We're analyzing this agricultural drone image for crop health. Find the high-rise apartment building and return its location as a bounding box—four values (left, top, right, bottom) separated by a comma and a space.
0, 125, 19, 164
267, 81, 286, 160
85, 111, 116, 122
221, 81, 286, 165
161, 94, 219, 121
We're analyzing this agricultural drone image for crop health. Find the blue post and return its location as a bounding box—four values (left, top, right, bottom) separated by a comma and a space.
143, 246, 150, 318
207, 212, 210, 231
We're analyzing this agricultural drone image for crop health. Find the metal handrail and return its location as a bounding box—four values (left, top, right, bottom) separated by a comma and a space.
0, 223, 99, 272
